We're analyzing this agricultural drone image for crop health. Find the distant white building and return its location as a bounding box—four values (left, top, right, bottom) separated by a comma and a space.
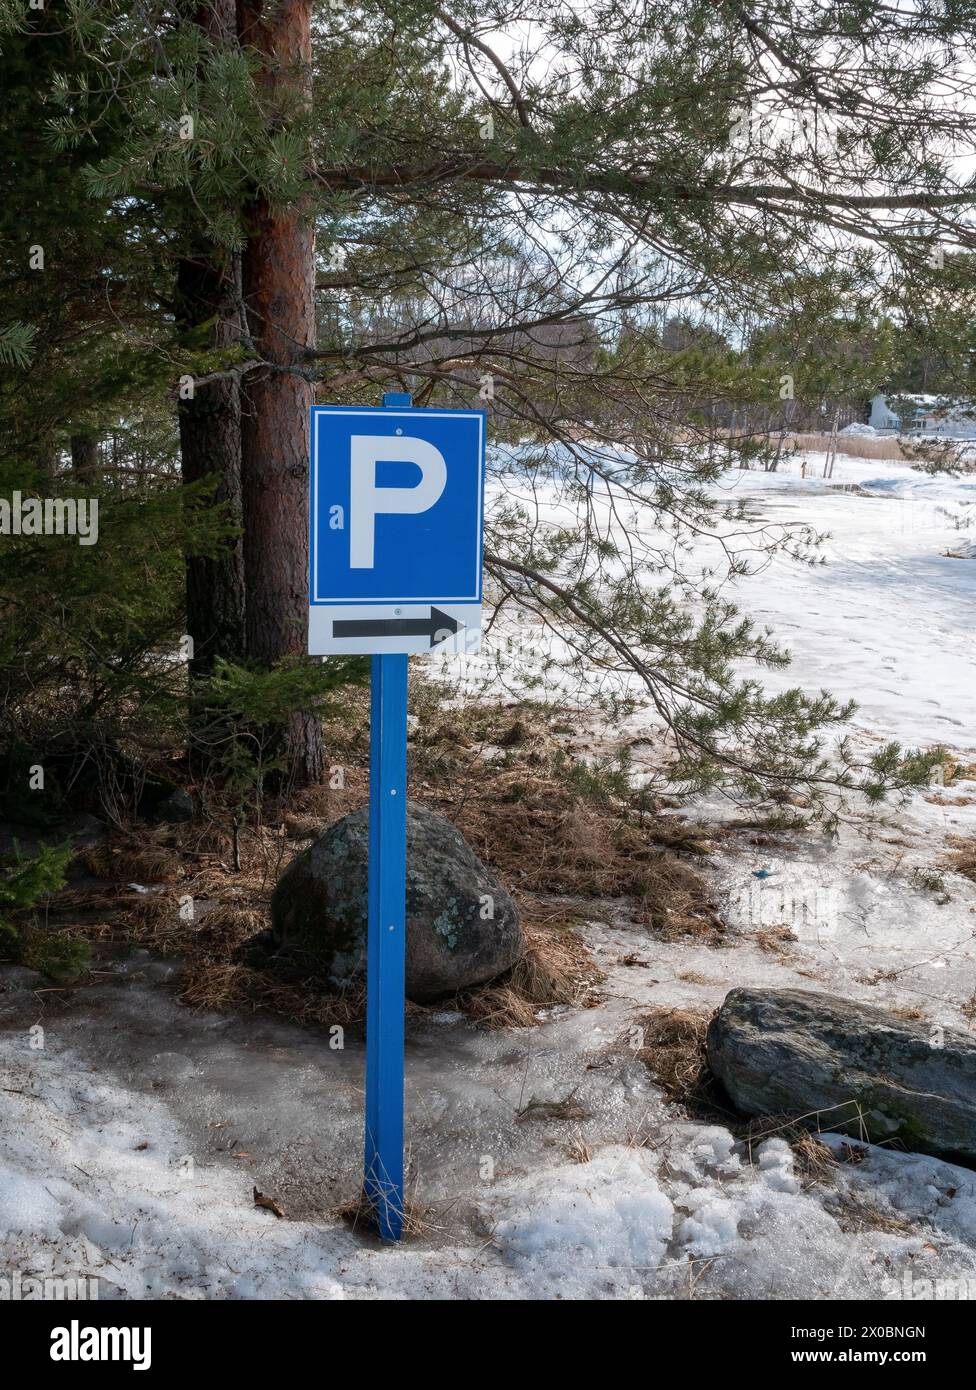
868, 392, 976, 438
868, 393, 903, 430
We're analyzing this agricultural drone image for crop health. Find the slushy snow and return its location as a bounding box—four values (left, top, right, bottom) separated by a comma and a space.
3, 449, 976, 1299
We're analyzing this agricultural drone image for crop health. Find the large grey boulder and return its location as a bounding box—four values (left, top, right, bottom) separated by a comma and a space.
707, 987, 976, 1162
270, 801, 524, 1003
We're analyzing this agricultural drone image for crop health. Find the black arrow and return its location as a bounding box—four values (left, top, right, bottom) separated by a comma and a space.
332, 606, 463, 648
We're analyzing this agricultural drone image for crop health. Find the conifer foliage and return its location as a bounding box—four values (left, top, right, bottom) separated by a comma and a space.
2, 1, 974, 809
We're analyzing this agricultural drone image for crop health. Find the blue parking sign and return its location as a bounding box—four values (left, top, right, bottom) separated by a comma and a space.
309, 404, 486, 654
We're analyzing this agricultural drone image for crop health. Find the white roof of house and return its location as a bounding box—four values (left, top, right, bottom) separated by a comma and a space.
877, 392, 974, 413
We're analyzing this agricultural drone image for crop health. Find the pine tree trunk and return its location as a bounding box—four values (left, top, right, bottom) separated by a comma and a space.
69, 433, 99, 480
239, 196, 314, 667
238, 0, 323, 785
174, 0, 246, 678
175, 245, 246, 675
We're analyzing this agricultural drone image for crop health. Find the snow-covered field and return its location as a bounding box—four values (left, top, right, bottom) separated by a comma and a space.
707, 454, 976, 744
2, 450, 975, 1301
669, 454, 976, 1037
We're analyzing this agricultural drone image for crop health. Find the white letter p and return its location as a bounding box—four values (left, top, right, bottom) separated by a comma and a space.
349, 435, 447, 568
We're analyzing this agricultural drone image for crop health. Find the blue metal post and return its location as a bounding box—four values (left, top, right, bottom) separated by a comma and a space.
363, 390, 412, 1240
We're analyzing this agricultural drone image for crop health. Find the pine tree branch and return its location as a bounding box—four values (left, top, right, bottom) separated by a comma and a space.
431, 5, 534, 132
312, 160, 976, 215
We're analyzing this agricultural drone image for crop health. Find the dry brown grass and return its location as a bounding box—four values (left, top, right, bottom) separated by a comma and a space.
176, 913, 602, 1034
95, 896, 268, 960
407, 703, 722, 936
42, 887, 138, 916
739, 1114, 836, 1185
937, 758, 976, 787
944, 836, 976, 884
517, 1089, 591, 1123
566, 1132, 593, 1163
116, 893, 188, 952
192, 904, 269, 952
81, 835, 182, 884
787, 431, 909, 461
334, 1185, 434, 1240
443, 781, 723, 941
746, 924, 798, 958
180, 963, 373, 1026
289, 765, 370, 824
49, 698, 720, 1038
281, 811, 327, 841
460, 913, 602, 1029
889, 1005, 927, 1023
628, 1007, 716, 1107
59, 822, 606, 1033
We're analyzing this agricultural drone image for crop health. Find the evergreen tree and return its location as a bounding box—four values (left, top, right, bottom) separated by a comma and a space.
6, 0, 976, 805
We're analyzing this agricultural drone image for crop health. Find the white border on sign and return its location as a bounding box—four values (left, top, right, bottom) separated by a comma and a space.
310, 408, 485, 605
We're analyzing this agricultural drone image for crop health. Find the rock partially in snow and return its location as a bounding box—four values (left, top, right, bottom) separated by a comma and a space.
708, 987, 976, 1161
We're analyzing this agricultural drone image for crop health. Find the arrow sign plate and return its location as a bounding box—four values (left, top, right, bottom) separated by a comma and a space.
308, 405, 486, 655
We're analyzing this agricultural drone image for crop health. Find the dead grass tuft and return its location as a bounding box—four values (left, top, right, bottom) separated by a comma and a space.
117, 893, 185, 951
889, 1005, 927, 1023
174, 893, 603, 1033
334, 1186, 433, 1240
459, 916, 602, 1028
43, 887, 135, 916
944, 836, 976, 884
517, 1088, 591, 1123
403, 701, 724, 941
289, 765, 369, 823
739, 1113, 836, 1185
51, 697, 720, 1038
628, 1007, 716, 1107
179, 823, 234, 859
461, 984, 540, 1029
106, 897, 270, 961
509, 920, 597, 1005
180, 963, 371, 1026
451, 794, 722, 940
193, 904, 269, 953
746, 924, 798, 958
82, 835, 182, 884
281, 812, 327, 841
566, 1132, 593, 1163
787, 432, 909, 461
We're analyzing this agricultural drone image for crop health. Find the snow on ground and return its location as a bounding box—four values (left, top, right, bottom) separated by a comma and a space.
643, 453, 976, 1035
2, 449, 976, 1300
465, 448, 976, 1028
705, 453, 976, 745
6, 963, 976, 1300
